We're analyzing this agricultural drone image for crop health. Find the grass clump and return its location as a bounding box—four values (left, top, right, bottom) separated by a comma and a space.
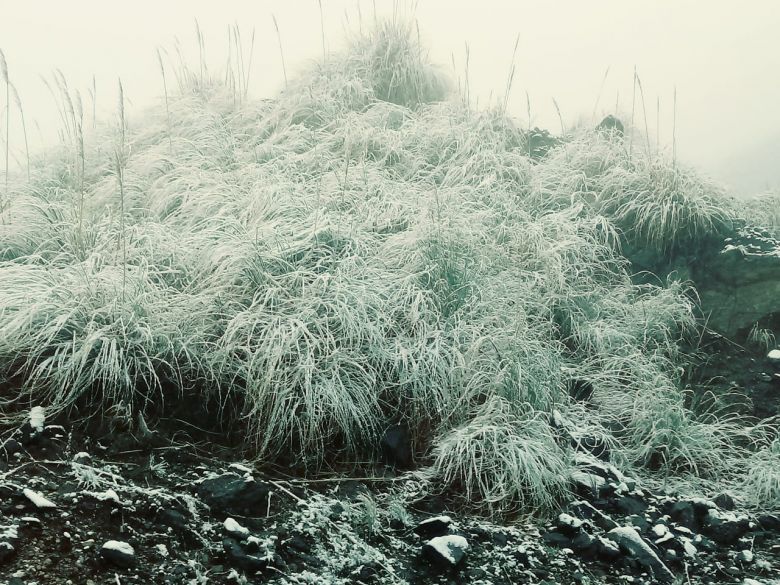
432, 396, 572, 516
596, 158, 732, 256
742, 439, 780, 510
349, 19, 449, 108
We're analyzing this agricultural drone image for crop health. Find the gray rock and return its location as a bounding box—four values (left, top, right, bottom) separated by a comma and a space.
223, 537, 270, 573
608, 526, 675, 583
702, 509, 750, 545
569, 501, 619, 532
100, 540, 136, 568
422, 535, 469, 568
695, 228, 780, 337
197, 473, 272, 514
414, 516, 452, 539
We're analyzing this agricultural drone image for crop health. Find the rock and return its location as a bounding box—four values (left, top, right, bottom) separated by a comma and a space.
736, 549, 754, 564
666, 498, 716, 531
224, 517, 250, 540
0, 439, 21, 458
769, 349, 780, 363
574, 453, 634, 488
570, 532, 596, 555
616, 494, 648, 516
23, 488, 56, 509
570, 470, 611, 500
556, 513, 587, 537
569, 501, 619, 532
702, 509, 750, 545
422, 534, 469, 568
527, 128, 560, 160
158, 508, 189, 529
542, 531, 572, 548
713, 492, 736, 511
380, 424, 412, 469
197, 473, 271, 514
100, 540, 136, 568
223, 538, 269, 573
757, 514, 780, 531
0, 525, 18, 566
414, 516, 452, 539
608, 526, 676, 583
695, 228, 780, 338
596, 115, 625, 137
594, 536, 622, 561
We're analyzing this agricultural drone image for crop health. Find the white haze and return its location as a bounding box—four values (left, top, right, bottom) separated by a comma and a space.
1, 0, 778, 195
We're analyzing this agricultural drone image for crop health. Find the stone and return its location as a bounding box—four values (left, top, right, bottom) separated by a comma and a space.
0, 540, 16, 565
542, 531, 572, 548
223, 538, 269, 573
713, 493, 736, 511
556, 513, 587, 537
608, 526, 676, 583
0, 439, 21, 458
197, 473, 271, 514
702, 509, 750, 545
616, 495, 648, 516
736, 549, 754, 564
594, 536, 622, 561
595, 115, 624, 137
100, 540, 136, 568
695, 228, 780, 338
414, 516, 452, 539
569, 501, 619, 532
757, 514, 780, 532
224, 517, 250, 540
380, 424, 413, 469
571, 470, 611, 500
422, 534, 469, 568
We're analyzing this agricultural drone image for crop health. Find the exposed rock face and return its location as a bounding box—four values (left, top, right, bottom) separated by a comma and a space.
694, 227, 780, 337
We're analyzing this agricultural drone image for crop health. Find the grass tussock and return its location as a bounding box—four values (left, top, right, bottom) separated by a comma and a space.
0, 20, 774, 515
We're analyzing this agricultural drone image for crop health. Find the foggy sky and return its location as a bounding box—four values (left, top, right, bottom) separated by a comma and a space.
1, 0, 778, 195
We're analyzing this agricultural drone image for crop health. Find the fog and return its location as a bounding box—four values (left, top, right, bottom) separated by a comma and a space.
1, 0, 778, 195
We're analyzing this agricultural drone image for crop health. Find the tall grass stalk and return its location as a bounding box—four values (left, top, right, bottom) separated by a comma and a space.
156, 48, 173, 152
1, 49, 9, 207
116, 78, 127, 304
272, 15, 288, 89
9, 83, 29, 181
635, 72, 652, 157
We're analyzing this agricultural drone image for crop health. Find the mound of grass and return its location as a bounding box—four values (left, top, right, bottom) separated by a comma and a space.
0, 20, 772, 514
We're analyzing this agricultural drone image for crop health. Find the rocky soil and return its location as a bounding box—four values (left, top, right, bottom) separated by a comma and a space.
1, 397, 779, 585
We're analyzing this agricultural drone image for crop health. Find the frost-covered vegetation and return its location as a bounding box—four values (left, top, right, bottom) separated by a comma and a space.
0, 21, 777, 516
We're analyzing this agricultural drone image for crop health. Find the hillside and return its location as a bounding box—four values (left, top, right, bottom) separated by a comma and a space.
0, 22, 779, 584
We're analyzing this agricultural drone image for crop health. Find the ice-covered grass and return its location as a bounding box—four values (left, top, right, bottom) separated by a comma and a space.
0, 20, 773, 515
